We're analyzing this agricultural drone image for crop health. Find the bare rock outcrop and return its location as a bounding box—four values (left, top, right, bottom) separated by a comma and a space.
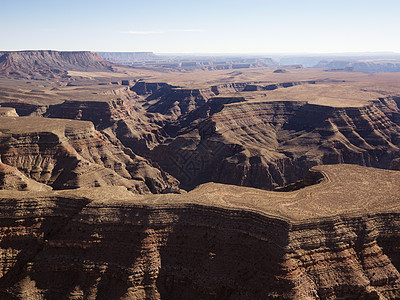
146, 88, 208, 119
149, 98, 400, 190
0, 117, 179, 193
0, 165, 399, 299
0, 107, 18, 117
39, 81, 400, 191
43, 80, 320, 156
44, 88, 169, 153
0, 161, 52, 192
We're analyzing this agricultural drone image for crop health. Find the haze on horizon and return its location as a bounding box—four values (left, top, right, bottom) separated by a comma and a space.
2, 0, 400, 54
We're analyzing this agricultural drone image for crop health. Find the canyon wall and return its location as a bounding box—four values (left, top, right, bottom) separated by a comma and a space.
0, 165, 399, 299
0, 117, 179, 194
150, 98, 400, 189
43, 81, 400, 191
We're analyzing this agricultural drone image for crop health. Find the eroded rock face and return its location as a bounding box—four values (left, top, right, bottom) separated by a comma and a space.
45, 88, 169, 154
0, 162, 52, 192
39, 81, 400, 191
0, 50, 114, 79
146, 88, 208, 119
150, 98, 400, 190
0, 107, 18, 117
0, 117, 179, 194
0, 165, 399, 299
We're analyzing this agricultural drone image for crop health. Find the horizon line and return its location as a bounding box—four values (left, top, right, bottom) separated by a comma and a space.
1, 49, 400, 56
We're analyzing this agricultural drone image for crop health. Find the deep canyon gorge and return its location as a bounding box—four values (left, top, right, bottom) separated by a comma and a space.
0, 50, 399, 299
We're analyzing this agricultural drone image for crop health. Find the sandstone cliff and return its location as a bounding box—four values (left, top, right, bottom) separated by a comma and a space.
0, 116, 179, 194
42, 80, 400, 191
0, 161, 52, 192
149, 97, 400, 190
44, 87, 169, 154
0, 165, 398, 299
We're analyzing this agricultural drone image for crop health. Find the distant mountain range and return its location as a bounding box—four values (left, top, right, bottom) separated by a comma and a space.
2, 50, 400, 78
314, 59, 400, 72
0, 50, 113, 79
97, 52, 159, 63
97, 52, 278, 70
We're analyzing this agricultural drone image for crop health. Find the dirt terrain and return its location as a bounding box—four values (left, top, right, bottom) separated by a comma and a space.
0, 51, 399, 299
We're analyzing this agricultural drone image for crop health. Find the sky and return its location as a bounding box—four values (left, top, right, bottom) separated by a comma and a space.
1, 0, 400, 54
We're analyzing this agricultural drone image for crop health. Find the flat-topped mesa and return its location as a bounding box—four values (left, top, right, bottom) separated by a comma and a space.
0, 101, 47, 117
0, 117, 179, 193
0, 165, 399, 299
131, 81, 222, 119
210, 82, 248, 94
0, 50, 114, 79
46, 100, 115, 129
149, 99, 400, 190
45, 86, 142, 127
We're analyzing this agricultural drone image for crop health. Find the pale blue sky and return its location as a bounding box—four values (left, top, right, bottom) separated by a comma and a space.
1, 0, 399, 54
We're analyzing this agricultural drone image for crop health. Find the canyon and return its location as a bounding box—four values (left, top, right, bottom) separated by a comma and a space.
0, 165, 399, 299
0, 51, 399, 299
41, 80, 400, 190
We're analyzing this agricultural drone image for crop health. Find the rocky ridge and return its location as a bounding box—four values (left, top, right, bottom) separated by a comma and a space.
0, 50, 114, 79
149, 96, 400, 189
0, 53, 400, 300
0, 165, 399, 299
0, 116, 179, 194
0, 55, 400, 299
42, 80, 400, 190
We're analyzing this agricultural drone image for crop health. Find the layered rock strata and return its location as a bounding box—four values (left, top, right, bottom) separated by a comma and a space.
43, 81, 400, 191
0, 50, 114, 79
43, 80, 325, 155
45, 88, 168, 153
150, 97, 400, 190
0, 165, 399, 299
0, 161, 52, 192
0, 116, 179, 193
